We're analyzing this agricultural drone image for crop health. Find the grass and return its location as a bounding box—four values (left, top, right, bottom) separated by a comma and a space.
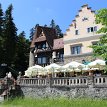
0, 98, 107, 107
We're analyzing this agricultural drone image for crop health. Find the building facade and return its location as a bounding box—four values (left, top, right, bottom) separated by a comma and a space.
29, 4, 103, 67
64, 4, 103, 64
29, 26, 64, 67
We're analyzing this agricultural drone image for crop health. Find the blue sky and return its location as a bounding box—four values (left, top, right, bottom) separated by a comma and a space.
0, 0, 107, 38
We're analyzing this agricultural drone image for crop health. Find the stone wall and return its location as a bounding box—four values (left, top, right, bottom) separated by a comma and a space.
21, 86, 107, 99
64, 53, 93, 64
19, 76, 107, 99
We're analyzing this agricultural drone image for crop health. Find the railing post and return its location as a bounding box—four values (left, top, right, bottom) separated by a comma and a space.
87, 76, 94, 88
46, 76, 52, 87
17, 72, 21, 85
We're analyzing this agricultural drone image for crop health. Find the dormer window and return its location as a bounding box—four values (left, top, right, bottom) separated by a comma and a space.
82, 17, 88, 21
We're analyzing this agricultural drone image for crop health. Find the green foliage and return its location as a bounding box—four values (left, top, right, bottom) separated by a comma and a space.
0, 3, 30, 77
14, 31, 30, 74
1, 98, 107, 107
3, 4, 17, 65
50, 19, 63, 38
90, 8, 107, 60
50, 19, 56, 28
0, 3, 4, 64
29, 24, 39, 41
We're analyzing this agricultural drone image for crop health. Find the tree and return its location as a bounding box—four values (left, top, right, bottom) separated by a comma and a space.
44, 24, 47, 27
3, 4, 17, 66
14, 31, 30, 74
50, 19, 56, 28
55, 25, 63, 38
29, 24, 39, 41
91, 9, 107, 60
0, 4, 5, 64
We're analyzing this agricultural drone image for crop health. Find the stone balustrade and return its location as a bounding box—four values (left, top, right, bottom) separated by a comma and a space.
19, 78, 47, 86
52, 77, 88, 87
94, 75, 107, 87
19, 76, 107, 88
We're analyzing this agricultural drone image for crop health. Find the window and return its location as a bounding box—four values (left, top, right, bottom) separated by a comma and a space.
94, 26, 97, 31
75, 30, 79, 35
38, 58, 42, 64
42, 43, 46, 49
56, 52, 64, 62
92, 41, 98, 45
87, 28, 90, 33
42, 57, 46, 64
82, 17, 88, 21
87, 26, 97, 33
37, 57, 47, 64
59, 53, 64, 61
71, 45, 82, 55
91, 27, 94, 32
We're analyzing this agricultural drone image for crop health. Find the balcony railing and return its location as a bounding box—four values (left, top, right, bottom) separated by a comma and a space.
18, 76, 107, 88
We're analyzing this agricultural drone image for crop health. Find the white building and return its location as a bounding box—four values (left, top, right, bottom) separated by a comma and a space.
64, 4, 103, 64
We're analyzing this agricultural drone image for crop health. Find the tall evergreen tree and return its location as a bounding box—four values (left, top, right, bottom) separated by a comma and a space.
15, 31, 30, 74
50, 19, 56, 28
29, 24, 39, 41
44, 24, 47, 27
3, 4, 17, 66
29, 27, 35, 41
55, 25, 63, 38
50, 19, 63, 38
0, 4, 4, 64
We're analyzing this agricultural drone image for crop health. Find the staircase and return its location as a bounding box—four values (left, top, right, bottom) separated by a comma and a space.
0, 74, 16, 102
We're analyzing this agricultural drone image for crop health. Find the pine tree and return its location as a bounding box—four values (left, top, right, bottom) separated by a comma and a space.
44, 24, 47, 27
0, 4, 4, 64
15, 31, 30, 74
50, 19, 56, 28
29, 24, 39, 41
55, 25, 63, 38
3, 4, 17, 66
29, 28, 35, 41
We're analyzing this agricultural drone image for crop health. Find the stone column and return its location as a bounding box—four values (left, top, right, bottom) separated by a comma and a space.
29, 51, 35, 67
87, 76, 94, 88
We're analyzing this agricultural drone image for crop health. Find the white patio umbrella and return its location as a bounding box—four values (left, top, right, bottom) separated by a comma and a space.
25, 65, 43, 77
45, 63, 61, 69
24, 70, 32, 77
28, 65, 43, 70
44, 63, 61, 77
63, 61, 85, 68
88, 59, 106, 70
63, 61, 85, 72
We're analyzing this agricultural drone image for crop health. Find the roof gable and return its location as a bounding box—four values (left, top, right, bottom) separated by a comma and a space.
30, 26, 57, 48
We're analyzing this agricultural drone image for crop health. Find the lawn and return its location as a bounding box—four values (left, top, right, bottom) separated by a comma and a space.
0, 98, 107, 107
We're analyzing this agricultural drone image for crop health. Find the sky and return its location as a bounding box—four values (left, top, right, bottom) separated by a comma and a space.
0, 0, 107, 38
